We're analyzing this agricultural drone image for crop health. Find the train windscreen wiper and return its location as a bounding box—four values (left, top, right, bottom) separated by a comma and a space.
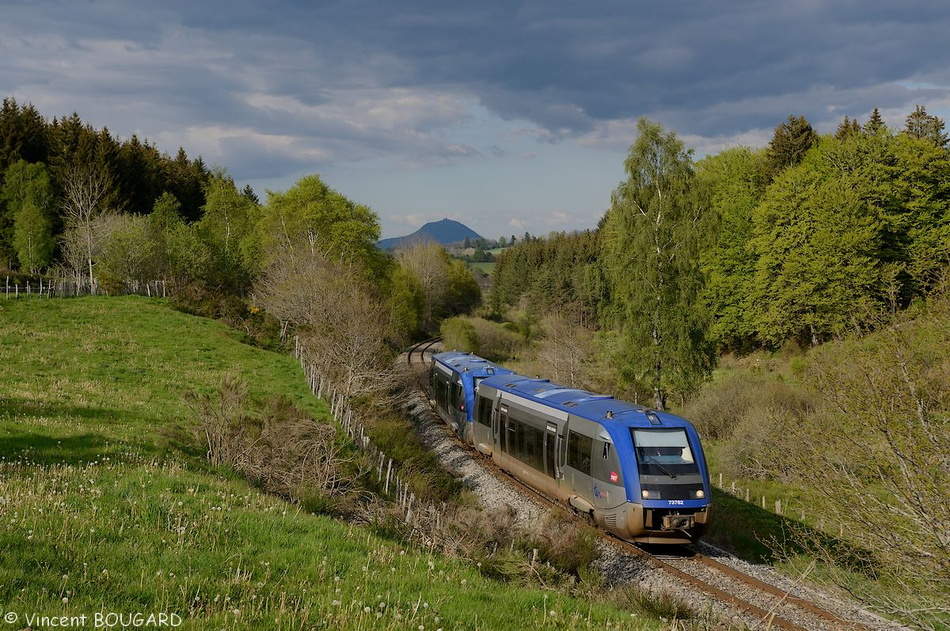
644, 455, 677, 479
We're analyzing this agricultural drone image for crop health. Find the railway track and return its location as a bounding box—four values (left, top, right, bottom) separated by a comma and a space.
405, 336, 441, 367
404, 346, 877, 631
614, 540, 866, 631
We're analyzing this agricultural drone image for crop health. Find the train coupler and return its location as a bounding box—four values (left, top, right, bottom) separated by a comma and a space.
661, 514, 695, 530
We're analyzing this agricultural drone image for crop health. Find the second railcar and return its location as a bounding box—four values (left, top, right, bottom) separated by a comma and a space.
429, 351, 513, 443
472, 375, 711, 544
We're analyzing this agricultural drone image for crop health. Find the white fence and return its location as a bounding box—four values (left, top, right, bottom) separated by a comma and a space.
2, 276, 168, 299
292, 336, 445, 538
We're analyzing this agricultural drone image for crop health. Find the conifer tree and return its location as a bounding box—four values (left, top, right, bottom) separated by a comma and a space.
904, 104, 949, 147
765, 115, 817, 180
865, 107, 886, 135
835, 116, 862, 140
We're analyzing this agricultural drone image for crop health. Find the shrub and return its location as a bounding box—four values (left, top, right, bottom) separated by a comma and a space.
680, 372, 813, 441
186, 376, 364, 511
440, 317, 480, 353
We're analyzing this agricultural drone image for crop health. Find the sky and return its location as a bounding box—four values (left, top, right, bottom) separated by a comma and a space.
3, 1, 950, 239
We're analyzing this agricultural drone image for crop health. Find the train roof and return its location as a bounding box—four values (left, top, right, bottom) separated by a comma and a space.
432, 351, 514, 378
479, 373, 696, 431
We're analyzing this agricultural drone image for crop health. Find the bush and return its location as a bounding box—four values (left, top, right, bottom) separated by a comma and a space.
440, 317, 479, 353
186, 376, 363, 510
440, 315, 524, 361
521, 512, 600, 577
680, 372, 813, 442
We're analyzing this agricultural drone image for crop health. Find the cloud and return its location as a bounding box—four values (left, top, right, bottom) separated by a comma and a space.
4, 0, 950, 239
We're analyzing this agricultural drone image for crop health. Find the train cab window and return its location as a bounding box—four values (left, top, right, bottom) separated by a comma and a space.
631, 428, 698, 476
566, 430, 592, 475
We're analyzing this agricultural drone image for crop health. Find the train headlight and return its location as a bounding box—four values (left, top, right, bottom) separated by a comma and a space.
694, 489, 705, 499
641, 489, 650, 499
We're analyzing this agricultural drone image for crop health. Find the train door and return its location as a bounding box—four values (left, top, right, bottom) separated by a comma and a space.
544, 422, 559, 481
498, 408, 509, 454
450, 378, 464, 430
563, 427, 594, 512
491, 404, 508, 453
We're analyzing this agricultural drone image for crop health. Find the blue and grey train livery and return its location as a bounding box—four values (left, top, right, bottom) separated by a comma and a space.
429, 354, 711, 544
429, 352, 513, 443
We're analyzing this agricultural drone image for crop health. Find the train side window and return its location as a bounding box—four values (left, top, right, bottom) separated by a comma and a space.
475, 396, 491, 426
567, 430, 592, 475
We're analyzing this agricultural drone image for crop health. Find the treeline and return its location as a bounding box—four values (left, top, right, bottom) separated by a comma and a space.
0, 97, 481, 389
0, 97, 212, 272
491, 106, 950, 406
490, 230, 603, 325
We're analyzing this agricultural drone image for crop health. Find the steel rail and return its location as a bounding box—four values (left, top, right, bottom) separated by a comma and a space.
405, 337, 442, 367
690, 550, 865, 630
402, 351, 868, 631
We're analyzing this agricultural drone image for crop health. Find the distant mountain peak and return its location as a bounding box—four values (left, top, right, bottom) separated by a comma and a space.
378, 218, 483, 250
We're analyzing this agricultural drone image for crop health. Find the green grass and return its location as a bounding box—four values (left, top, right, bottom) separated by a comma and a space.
468, 262, 495, 276
0, 296, 658, 630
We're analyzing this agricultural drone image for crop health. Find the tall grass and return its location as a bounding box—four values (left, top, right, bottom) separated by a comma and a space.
0, 297, 664, 630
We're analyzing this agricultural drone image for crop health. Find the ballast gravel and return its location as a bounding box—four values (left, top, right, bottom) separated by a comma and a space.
399, 363, 910, 631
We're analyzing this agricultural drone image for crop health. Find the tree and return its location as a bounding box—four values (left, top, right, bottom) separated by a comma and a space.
904, 104, 948, 147
0, 99, 49, 266
254, 175, 385, 280
444, 257, 481, 316
396, 242, 480, 332
2, 160, 56, 272
98, 214, 158, 288
396, 242, 449, 331
865, 107, 886, 135
696, 147, 767, 352
146, 192, 184, 281
255, 247, 394, 396
784, 298, 950, 628
834, 116, 862, 140
388, 264, 425, 341
750, 139, 884, 347
600, 118, 715, 409
59, 164, 116, 286
533, 312, 597, 388
765, 115, 818, 180
885, 133, 950, 294
198, 172, 259, 290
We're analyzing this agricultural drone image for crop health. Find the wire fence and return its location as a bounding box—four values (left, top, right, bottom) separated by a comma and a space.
2, 276, 168, 299
292, 336, 445, 538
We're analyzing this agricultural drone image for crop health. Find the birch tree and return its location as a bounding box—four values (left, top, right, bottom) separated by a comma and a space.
60, 164, 115, 286
601, 118, 714, 409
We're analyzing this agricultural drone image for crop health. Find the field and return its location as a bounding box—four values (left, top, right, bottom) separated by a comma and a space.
0, 296, 659, 630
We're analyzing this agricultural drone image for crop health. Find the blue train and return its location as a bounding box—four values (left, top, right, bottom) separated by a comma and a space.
429, 351, 513, 443
430, 351, 710, 544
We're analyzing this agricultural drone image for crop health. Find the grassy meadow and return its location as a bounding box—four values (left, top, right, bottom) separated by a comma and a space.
0, 296, 667, 630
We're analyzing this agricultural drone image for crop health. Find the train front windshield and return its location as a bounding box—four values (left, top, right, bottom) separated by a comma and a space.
631, 429, 705, 500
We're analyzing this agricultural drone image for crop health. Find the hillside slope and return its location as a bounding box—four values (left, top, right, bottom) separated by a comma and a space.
378, 218, 482, 250
0, 297, 645, 630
